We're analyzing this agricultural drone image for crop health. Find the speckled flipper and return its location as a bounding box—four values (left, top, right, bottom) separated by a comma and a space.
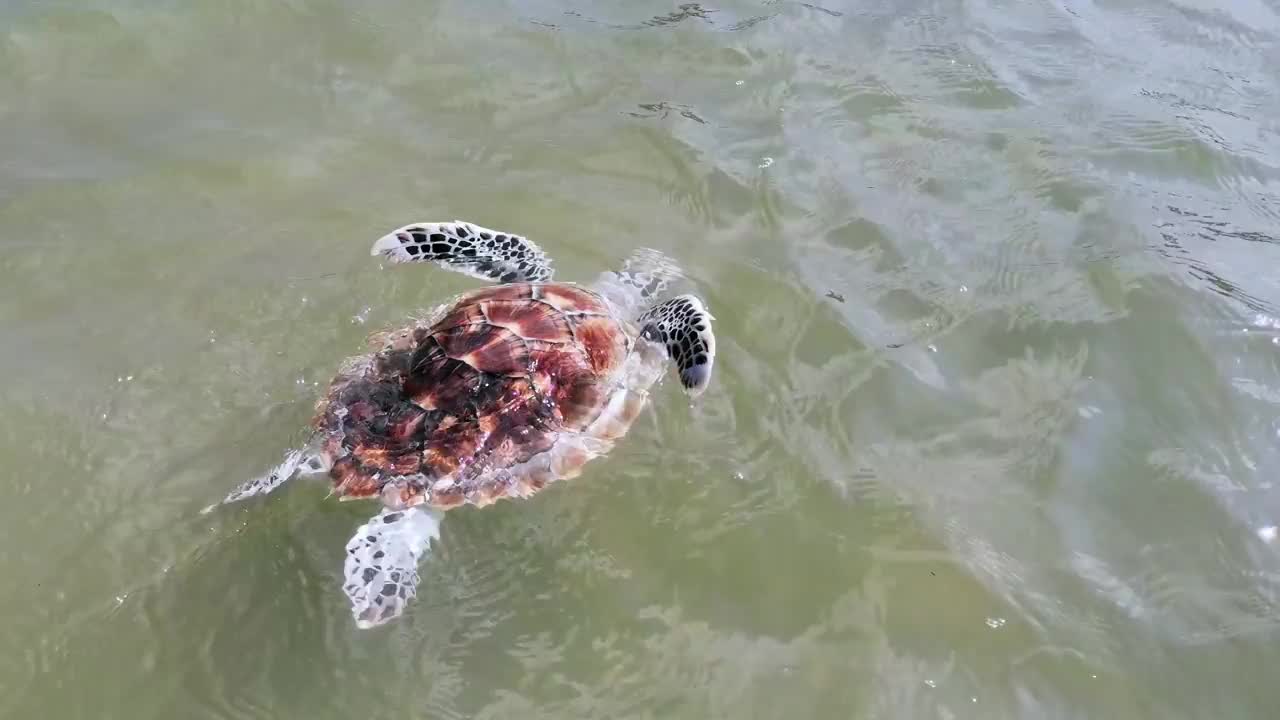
201, 446, 327, 514
593, 247, 683, 316
370, 220, 553, 283
343, 506, 443, 629
639, 294, 716, 394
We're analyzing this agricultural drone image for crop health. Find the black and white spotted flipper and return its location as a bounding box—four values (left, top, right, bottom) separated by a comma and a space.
640, 294, 716, 395
371, 220, 553, 283
343, 506, 443, 629
201, 445, 328, 514
593, 247, 683, 316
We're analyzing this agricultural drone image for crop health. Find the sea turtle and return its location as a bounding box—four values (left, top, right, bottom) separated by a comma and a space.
209, 220, 716, 628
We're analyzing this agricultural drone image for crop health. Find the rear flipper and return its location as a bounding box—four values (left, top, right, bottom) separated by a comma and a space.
343, 506, 443, 629
370, 220, 553, 283
201, 445, 327, 514
639, 294, 717, 395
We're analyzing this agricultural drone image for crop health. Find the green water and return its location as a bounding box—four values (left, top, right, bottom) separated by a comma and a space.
3, 1, 1280, 717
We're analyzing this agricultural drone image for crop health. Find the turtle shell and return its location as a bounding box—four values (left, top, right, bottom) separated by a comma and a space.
312, 282, 649, 509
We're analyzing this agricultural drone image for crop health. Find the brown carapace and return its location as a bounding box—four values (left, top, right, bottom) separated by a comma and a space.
313, 282, 649, 510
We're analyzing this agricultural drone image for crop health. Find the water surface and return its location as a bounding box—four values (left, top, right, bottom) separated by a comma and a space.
3, 1, 1280, 717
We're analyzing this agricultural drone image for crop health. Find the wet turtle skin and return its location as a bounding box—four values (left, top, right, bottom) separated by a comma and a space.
311, 281, 649, 510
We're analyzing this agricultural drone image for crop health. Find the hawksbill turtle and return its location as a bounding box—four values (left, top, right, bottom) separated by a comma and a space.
209, 220, 717, 628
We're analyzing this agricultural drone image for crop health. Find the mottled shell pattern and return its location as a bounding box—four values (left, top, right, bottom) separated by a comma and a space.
311, 281, 665, 511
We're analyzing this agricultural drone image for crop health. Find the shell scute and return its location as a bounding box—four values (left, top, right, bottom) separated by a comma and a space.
433, 324, 530, 377
557, 377, 607, 430
459, 283, 535, 304
431, 303, 488, 333
423, 419, 479, 479
482, 299, 572, 342
332, 455, 382, 498
356, 446, 423, 476
536, 283, 609, 313
568, 314, 628, 375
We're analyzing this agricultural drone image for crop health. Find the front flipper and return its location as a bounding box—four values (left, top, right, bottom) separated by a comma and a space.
343, 506, 443, 629
592, 247, 683, 316
371, 220, 553, 283
639, 294, 717, 395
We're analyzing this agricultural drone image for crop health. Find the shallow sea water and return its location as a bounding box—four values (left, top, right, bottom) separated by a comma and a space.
3, 1, 1280, 717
